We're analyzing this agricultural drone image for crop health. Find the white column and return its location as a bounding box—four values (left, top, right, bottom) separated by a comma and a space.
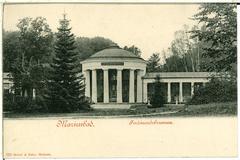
179, 82, 183, 103
191, 82, 194, 97
92, 69, 97, 103
117, 69, 122, 103
143, 82, 148, 103
84, 70, 91, 98
129, 69, 135, 103
167, 82, 171, 103
137, 70, 143, 103
103, 69, 109, 103
33, 88, 36, 100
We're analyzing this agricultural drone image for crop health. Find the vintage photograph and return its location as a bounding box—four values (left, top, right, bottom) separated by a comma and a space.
2, 2, 238, 158
3, 3, 237, 118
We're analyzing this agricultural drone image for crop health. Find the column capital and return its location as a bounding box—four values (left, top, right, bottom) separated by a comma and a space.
103, 68, 109, 71
117, 68, 123, 71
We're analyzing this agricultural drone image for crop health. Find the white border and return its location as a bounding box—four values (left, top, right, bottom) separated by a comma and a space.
0, 1, 239, 160
1, 0, 240, 3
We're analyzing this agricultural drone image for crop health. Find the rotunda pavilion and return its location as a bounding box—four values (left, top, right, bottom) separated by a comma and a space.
81, 46, 146, 105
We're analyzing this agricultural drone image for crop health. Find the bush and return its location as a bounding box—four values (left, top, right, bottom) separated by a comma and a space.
3, 93, 48, 113
3, 92, 17, 112
149, 76, 166, 108
189, 74, 237, 105
78, 96, 93, 111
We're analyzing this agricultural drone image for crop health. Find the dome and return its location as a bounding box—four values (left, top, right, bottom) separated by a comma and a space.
89, 46, 141, 59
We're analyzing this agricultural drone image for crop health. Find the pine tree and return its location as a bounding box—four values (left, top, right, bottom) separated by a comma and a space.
150, 75, 166, 108
46, 14, 84, 113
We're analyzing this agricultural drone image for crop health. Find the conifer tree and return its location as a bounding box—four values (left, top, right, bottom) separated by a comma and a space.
150, 75, 166, 108
46, 14, 84, 112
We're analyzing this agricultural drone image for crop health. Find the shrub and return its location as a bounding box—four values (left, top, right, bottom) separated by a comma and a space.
189, 74, 237, 104
3, 92, 49, 113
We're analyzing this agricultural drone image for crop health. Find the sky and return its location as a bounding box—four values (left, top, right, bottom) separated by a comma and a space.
3, 3, 200, 60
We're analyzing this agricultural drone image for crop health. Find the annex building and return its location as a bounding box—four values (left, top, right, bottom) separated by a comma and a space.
81, 46, 212, 108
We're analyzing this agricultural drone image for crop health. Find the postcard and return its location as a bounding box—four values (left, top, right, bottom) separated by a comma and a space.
2, 2, 238, 158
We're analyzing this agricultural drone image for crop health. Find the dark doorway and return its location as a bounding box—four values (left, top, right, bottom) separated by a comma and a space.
97, 69, 103, 102
122, 69, 129, 102
171, 83, 179, 102
109, 69, 117, 102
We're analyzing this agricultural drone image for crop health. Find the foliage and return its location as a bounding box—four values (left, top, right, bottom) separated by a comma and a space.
123, 45, 141, 57
11, 17, 54, 99
75, 36, 117, 61
3, 31, 21, 72
162, 54, 185, 72
192, 3, 237, 72
3, 92, 48, 113
146, 53, 162, 72
45, 14, 86, 113
149, 76, 166, 108
189, 73, 237, 104
162, 25, 204, 72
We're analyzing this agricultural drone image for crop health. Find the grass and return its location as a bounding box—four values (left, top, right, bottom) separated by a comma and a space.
4, 102, 237, 118
176, 102, 237, 116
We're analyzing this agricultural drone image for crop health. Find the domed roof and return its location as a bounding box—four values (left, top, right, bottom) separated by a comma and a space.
90, 46, 140, 59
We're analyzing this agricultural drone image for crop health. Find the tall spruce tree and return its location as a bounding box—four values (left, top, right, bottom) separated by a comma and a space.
46, 14, 84, 113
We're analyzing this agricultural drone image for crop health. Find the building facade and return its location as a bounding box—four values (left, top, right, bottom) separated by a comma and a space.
81, 46, 213, 107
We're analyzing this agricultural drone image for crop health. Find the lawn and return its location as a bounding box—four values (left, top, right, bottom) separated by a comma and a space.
176, 102, 237, 117
4, 102, 237, 118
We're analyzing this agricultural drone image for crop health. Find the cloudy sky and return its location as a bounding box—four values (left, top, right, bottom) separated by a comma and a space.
3, 3, 199, 60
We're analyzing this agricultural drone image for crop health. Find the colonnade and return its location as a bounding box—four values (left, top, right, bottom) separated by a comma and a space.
143, 81, 201, 103
84, 69, 144, 103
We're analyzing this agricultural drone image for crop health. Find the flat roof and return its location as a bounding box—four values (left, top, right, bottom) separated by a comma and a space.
143, 72, 215, 79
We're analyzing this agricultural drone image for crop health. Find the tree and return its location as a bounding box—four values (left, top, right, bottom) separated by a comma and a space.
123, 45, 141, 57
170, 25, 200, 72
46, 14, 84, 113
149, 76, 166, 108
161, 24, 208, 72
146, 53, 161, 72
12, 17, 54, 98
3, 31, 21, 72
192, 3, 237, 72
163, 54, 186, 72
75, 36, 117, 61
189, 74, 237, 104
